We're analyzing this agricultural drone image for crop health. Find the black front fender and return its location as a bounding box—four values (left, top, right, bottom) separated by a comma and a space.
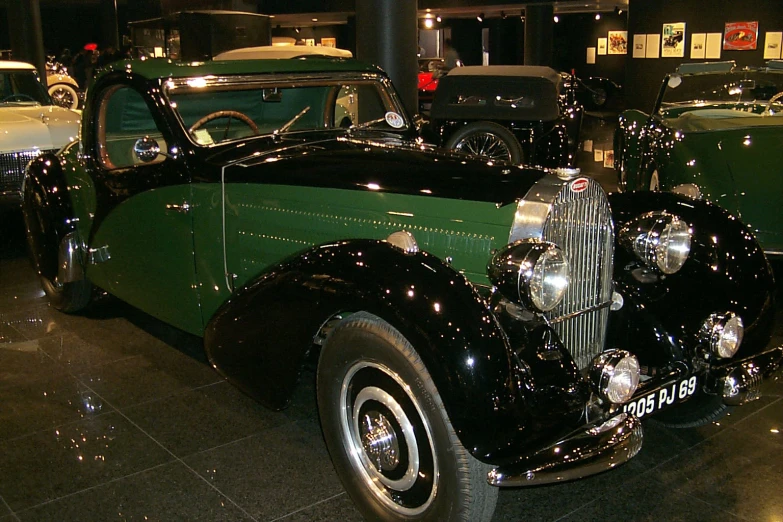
205, 240, 547, 460
608, 191, 776, 368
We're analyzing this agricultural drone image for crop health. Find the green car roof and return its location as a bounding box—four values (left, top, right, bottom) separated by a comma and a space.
99, 57, 384, 81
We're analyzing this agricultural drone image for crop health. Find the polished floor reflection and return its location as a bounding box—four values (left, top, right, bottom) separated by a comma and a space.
1, 114, 782, 521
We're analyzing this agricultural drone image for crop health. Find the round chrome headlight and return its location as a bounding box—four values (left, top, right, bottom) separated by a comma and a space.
588, 350, 641, 404
701, 312, 744, 359
488, 240, 570, 313
529, 246, 569, 312
656, 218, 691, 274
621, 211, 692, 275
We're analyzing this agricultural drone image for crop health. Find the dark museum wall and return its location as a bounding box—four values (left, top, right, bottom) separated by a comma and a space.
554, 12, 627, 84
626, 0, 783, 111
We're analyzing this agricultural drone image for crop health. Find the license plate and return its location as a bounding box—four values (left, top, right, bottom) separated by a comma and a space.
621, 376, 698, 419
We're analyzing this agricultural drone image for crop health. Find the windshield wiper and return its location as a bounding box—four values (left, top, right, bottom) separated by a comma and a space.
275, 106, 310, 134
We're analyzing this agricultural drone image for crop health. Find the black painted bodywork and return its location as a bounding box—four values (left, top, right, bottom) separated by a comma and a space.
22, 144, 79, 281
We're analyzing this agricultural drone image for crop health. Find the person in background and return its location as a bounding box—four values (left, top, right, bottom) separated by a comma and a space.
443, 38, 461, 71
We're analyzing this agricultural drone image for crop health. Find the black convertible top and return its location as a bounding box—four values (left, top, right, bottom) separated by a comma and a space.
431, 65, 561, 122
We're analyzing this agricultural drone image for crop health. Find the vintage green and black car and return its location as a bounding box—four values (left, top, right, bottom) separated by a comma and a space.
23, 57, 782, 522
615, 61, 783, 258
428, 65, 583, 167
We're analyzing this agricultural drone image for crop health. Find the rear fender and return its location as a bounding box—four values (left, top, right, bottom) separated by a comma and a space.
22, 149, 81, 281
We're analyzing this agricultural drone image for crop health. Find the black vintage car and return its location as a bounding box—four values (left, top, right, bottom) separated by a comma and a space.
22, 57, 782, 522
427, 65, 583, 166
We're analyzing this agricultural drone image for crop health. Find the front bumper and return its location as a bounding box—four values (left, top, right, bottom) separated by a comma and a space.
487, 412, 642, 487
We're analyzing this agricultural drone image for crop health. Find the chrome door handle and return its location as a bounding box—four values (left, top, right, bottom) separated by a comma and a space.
165, 202, 191, 214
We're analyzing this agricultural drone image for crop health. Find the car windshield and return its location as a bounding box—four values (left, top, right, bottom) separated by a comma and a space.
659, 70, 783, 115
165, 73, 409, 147
0, 69, 51, 106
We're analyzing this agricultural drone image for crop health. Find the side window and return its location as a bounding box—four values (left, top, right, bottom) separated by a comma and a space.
96, 85, 167, 169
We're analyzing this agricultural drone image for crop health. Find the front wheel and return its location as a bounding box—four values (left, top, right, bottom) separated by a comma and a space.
445, 121, 524, 165
317, 312, 497, 522
40, 275, 92, 313
48, 83, 79, 109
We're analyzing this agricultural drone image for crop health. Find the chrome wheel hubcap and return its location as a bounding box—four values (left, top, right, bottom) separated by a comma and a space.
360, 409, 400, 472
455, 132, 512, 163
340, 361, 436, 515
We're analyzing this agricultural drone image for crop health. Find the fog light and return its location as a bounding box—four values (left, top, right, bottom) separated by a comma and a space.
588, 350, 640, 404
701, 312, 744, 359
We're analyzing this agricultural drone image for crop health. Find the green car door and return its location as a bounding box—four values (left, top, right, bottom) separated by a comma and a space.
84, 81, 203, 335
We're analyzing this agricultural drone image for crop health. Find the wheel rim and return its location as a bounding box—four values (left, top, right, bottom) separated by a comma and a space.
650, 170, 660, 191
454, 132, 512, 163
339, 361, 437, 516
50, 86, 75, 108
592, 87, 608, 107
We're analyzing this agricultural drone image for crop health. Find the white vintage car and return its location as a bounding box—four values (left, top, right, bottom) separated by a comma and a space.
0, 60, 79, 207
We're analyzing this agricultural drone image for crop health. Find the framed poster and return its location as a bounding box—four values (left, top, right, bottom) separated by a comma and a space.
724, 22, 759, 51
608, 31, 628, 54
662, 22, 686, 58
691, 33, 706, 59
586, 47, 596, 64
764, 32, 783, 60
706, 33, 723, 59
321, 37, 337, 48
633, 33, 647, 58
597, 38, 608, 55
646, 34, 660, 59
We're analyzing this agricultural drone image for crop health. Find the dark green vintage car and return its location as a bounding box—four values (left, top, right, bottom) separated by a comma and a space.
23, 57, 782, 521
615, 61, 783, 257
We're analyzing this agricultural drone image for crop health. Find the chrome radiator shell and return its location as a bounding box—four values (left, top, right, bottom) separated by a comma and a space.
509, 175, 614, 368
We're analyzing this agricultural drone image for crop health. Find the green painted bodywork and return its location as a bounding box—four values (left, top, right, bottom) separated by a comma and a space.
617, 106, 783, 254
191, 180, 516, 328
60, 144, 518, 335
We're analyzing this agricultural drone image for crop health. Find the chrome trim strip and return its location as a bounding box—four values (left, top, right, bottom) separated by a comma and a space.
487, 413, 642, 487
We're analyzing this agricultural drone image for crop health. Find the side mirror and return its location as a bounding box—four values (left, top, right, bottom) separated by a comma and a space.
133, 136, 161, 163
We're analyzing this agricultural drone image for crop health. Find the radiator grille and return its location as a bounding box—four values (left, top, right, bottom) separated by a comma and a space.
542, 179, 614, 369
0, 149, 56, 197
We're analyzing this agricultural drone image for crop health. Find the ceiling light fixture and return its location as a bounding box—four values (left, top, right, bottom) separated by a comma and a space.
477, 13, 484, 22
436, 15, 442, 22
554, 15, 559, 23
595, 13, 601, 20
424, 18, 434, 28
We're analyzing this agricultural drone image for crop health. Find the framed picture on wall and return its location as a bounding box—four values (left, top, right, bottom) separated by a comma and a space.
597, 38, 608, 55
321, 37, 337, 48
608, 31, 628, 54
724, 22, 759, 51
662, 22, 686, 58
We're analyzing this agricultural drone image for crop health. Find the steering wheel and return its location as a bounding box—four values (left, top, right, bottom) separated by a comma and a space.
1, 93, 36, 103
188, 110, 259, 141
762, 91, 783, 116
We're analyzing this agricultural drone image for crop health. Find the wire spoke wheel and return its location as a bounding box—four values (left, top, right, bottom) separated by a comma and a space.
455, 132, 512, 163
48, 84, 78, 109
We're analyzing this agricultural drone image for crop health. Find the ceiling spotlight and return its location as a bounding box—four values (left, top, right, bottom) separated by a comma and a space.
424, 18, 434, 29
436, 16, 442, 22
614, 6, 624, 15
501, 11, 507, 19
595, 13, 601, 20
554, 15, 559, 23
295, 27, 300, 33
477, 13, 484, 22
311, 18, 318, 22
